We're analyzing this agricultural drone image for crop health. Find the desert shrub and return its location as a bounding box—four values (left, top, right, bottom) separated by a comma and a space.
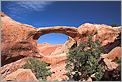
111, 23, 118, 27
22, 58, 52, 80
66, 35, 104, 81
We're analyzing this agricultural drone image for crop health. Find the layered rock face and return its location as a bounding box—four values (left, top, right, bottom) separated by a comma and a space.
1, 12, 121, 81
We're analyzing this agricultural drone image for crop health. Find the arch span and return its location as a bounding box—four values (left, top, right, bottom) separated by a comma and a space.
33, 26, 80, 40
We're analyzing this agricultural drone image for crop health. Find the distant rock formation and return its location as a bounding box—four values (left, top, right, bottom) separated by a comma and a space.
1, 12, 121, 81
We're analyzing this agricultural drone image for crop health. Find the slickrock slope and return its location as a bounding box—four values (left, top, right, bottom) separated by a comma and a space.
1, 12, 121, 81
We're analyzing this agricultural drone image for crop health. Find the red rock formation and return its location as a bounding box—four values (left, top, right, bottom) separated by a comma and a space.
78, 23, 120, 46
1, 12, 42, 66
1, 12, 121, 81
1, 12, 120, 65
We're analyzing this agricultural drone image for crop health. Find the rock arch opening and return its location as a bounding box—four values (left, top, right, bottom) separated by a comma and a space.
32, 26, 79, 56
36, 33, 70, 57
36, 32, 76, 57
37, 33, 69, 44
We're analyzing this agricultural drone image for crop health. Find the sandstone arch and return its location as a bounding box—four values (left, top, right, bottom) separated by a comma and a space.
32, 26, 80, 55
33, 26, 80, 40
1, 12, 121, 66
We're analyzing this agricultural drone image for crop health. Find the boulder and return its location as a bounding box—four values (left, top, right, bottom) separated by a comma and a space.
103, 58, 118, 71
101, 47, 121, 61
101, 47, 121, 71
1, 58, 27, 78
3, 69, 38, 81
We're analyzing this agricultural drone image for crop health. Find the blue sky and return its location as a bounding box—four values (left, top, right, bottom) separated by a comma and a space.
1, 1, 121, 44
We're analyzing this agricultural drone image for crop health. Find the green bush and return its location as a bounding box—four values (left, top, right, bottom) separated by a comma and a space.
22, 58, 52, 80
66, 35, 104, 81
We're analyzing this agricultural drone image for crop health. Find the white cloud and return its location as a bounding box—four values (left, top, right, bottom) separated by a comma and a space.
5, 1, 53, 20
16, 1, 53, 12
1, 1, 54, 27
